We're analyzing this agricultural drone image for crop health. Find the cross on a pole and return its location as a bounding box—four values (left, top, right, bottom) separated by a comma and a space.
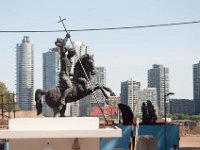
56, 16, 108, 125
58, 16, 68, 33
57, 16, 74, 47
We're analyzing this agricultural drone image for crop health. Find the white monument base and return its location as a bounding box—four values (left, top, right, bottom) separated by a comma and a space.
0, 117, 122, 150
9, 138, 99, 150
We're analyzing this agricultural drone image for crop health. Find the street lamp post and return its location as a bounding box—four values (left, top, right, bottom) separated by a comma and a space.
164, 92, 174, 150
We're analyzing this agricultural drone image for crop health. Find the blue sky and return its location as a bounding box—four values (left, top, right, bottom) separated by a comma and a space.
0, 0, 200, 99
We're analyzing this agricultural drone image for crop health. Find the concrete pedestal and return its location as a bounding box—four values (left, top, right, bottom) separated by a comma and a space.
0, 117, 122, 150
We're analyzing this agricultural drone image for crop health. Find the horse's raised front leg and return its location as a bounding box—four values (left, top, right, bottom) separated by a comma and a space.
91, 84, 116, 105
92, 84, 109, 99
101, 85, 116, 96
94, 84, 116, 105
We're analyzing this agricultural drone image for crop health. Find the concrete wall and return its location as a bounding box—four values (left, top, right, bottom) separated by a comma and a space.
10, 138, 99, 150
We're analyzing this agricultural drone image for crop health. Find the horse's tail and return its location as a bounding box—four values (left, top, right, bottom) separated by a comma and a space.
35, 89, 46, 115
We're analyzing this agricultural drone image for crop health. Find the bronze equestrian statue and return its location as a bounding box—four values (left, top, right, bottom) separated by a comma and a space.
35, 34, 115, 117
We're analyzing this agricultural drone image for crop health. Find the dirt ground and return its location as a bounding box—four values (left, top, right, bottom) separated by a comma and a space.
180, 135, 200, 150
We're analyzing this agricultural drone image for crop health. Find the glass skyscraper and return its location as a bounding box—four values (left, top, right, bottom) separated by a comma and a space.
91, 67, 107, 104
43, 48, 60, 116
148, 64, 169, 115
193, 61, 200, 114
16, 36, 34, 110
43, 47, 72, 116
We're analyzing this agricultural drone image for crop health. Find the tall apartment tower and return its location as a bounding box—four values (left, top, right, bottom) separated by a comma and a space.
43, 48, 72, 116
16, 36, 34, 110
79, 67, 107, 116
42, 48, 60, 116
193, 61, 200, 114
148, 64, 169, 115
120, 79, 141, 112
138, 88, 158, 115
91, 67, 107, 103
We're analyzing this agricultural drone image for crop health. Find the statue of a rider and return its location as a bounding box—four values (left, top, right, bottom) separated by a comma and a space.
55, 33, 76, 107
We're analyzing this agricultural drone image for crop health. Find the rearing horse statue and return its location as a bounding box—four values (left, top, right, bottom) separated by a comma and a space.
35, 54, 115, 117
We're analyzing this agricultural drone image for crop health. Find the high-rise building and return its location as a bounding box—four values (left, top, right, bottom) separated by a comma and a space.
42, 48, 60, 116
138, 88, 158, 115
79, 67, 107, 116
43, 48, 60, 90
169, 99, 194, 114
73, 42, 91, 68
120, 79, 141, 112
42, 47, 72, 117
193, 61, 200, 114
91, 67, 107, 104
16, 36, 34, 110
148, 64, 169, 115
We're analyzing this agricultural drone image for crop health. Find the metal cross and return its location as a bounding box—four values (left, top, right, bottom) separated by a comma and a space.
57, 16, 108, 125
57, 16, 74, 47
57, 16, 90, 82
58, 16, 68, 33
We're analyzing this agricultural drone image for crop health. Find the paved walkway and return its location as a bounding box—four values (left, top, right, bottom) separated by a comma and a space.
180, 135, 200, 150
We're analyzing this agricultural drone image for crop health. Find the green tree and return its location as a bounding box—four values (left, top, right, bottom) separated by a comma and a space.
175, 113, 184, 120
0, 81, 14, 111
190, 115, 200, 121
167, 113, 200, 121
184, 114, 190, 120
167, 113, 178, 120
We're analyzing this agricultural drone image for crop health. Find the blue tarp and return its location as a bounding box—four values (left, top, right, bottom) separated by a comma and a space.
100, 124, 179, 150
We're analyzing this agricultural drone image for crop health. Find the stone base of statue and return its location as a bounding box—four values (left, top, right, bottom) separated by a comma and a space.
0, 117, 121, 150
